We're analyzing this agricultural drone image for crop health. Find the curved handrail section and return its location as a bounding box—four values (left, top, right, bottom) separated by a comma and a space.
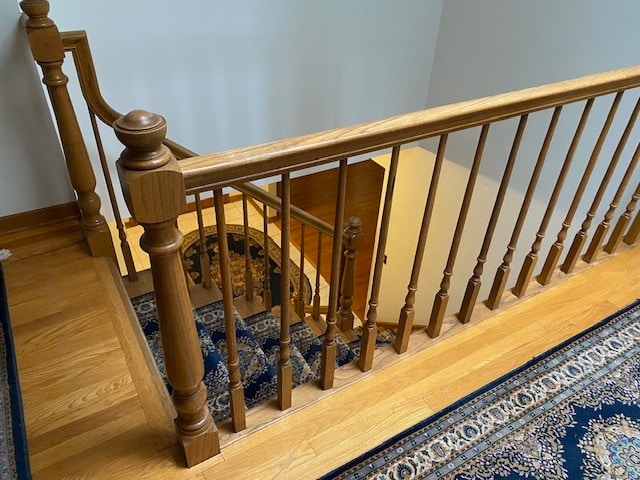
60, 30, 332, 236
179, 66, 640, 192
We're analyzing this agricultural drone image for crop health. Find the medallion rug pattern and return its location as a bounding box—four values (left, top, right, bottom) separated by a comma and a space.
182, 224, 312, 306
321, 300, 640, 480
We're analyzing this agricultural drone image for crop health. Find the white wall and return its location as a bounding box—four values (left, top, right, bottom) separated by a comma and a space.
2, 0, 443, 218
404, 0, 640, 320
0, 0, 72, 218
52, 1, 443, 220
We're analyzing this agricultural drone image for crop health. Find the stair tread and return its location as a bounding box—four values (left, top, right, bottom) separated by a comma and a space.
131, 290, 365, 424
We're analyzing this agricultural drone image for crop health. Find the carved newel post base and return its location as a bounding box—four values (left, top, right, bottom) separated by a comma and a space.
114, 110, 219, 467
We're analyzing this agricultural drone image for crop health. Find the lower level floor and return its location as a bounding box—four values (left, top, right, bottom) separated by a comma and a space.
3, 221, 640, 479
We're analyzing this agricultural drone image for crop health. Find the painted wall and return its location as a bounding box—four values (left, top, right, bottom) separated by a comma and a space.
0, 0, 72, 218
397, 0, 640, 321
1, 0, 443, 220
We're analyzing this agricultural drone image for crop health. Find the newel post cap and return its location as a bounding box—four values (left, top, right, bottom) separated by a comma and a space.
343, 216, 364, 249
114, 110, 172, 170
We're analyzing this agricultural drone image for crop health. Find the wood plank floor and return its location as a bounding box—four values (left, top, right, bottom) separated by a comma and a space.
2, 221, 640, 479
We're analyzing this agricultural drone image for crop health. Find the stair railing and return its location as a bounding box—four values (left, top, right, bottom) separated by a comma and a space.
19, 0, 114, 259
60, 28, 352, 309
22, 2, 640, 467
113, 65, 640, 465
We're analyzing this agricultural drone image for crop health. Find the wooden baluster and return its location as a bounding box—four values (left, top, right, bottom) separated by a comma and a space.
362, 145, 399, 364
278, 174, 293, 409
583, 103, 640, 261
338, 217, 364, 332
242, 194, 254, 300
312, 232, 323, 322
539, 93, 624, 284
427, 125, 490, 338
514, 101, 593, 296
458, 115, 528, 323
605, 171, 640, 254
296, 223, 307, 319
623, 200, 640, 245
194, 193, 212, 288
564, 96, 640, 269
486, 107, 562, 309
114, 111, 219, 466
320, 159, 348, 390
396, 136, 447, 351
589, 141, 640, 257
20, 0, 114, 258
88, 109, 137, 281
262, 204, 272, 309
212, 190, 246, 431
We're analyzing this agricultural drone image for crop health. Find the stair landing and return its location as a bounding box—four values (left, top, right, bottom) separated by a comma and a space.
4, 222, 640, 479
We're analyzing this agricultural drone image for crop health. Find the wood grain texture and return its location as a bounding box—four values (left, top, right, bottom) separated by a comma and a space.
20, 1, 114, 258
180, 67, 640, 191
278, 160, 384, 321
2, 220, 640, 478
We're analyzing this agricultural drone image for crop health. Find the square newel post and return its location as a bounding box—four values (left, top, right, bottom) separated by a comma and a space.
114, 110, 219, 467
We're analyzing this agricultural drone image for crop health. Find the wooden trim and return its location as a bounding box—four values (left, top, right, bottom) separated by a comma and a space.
0, 202, 80, 233
124, 193, 236, 228
180, 67, 640, 191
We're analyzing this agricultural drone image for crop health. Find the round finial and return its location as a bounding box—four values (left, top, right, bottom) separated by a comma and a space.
114, 110, 172, 171
20, 0, 54, 28
346, 216, 362, 230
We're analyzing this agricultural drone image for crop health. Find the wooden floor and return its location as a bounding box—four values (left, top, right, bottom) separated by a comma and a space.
2, 220, 640, 479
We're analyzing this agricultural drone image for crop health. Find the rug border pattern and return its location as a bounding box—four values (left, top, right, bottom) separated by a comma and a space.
320, 299, 640, 480
0, 265, 31, 480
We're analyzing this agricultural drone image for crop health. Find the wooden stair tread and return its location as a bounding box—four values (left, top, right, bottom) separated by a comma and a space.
190, 282, 223, 309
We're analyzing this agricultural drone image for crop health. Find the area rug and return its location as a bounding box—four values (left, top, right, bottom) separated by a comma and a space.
182, 224, 311, 307
321, 300, 640, 479
0, 265, 31, 479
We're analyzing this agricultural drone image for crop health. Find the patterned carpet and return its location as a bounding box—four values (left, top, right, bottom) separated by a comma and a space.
182, 224, 312, 306
321, 300, 640, 479
0, 265, 31, 479
131, 292, 355, 422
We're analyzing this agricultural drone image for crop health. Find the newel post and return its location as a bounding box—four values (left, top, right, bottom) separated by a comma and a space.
114, 111, 219, 467
338, 217, 363, 331
20, 0, 114, 258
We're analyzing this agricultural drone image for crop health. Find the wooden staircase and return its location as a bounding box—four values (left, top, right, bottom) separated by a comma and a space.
13, 0, 640, 471
3, 220, 640, 478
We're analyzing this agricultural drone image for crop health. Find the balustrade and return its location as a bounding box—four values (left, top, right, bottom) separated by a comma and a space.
22, 8, 640, 465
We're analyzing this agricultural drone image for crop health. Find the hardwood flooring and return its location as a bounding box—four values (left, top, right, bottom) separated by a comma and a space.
2, 220, 640, 479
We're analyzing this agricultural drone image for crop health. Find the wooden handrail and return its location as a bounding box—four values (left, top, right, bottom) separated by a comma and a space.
60, 30, 335, 240
179, 67, 640, 192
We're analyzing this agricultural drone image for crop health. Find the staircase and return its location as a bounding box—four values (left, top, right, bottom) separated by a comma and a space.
128, 275, 366, 424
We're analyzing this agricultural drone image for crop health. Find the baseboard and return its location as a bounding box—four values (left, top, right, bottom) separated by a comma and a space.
0, 202, 80, 233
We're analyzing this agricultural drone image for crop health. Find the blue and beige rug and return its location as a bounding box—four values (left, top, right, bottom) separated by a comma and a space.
0, 264, 31, 479
321, 300, 640, 479
131, 293, 355, 423
182, 224, 312, 307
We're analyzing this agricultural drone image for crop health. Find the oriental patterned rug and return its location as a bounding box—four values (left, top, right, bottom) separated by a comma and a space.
182, 224, 311, 307
321, 300, 640, 480
0, 264, 31, 479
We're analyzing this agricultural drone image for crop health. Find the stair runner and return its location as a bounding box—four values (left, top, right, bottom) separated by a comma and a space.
132, 292, 358, 422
